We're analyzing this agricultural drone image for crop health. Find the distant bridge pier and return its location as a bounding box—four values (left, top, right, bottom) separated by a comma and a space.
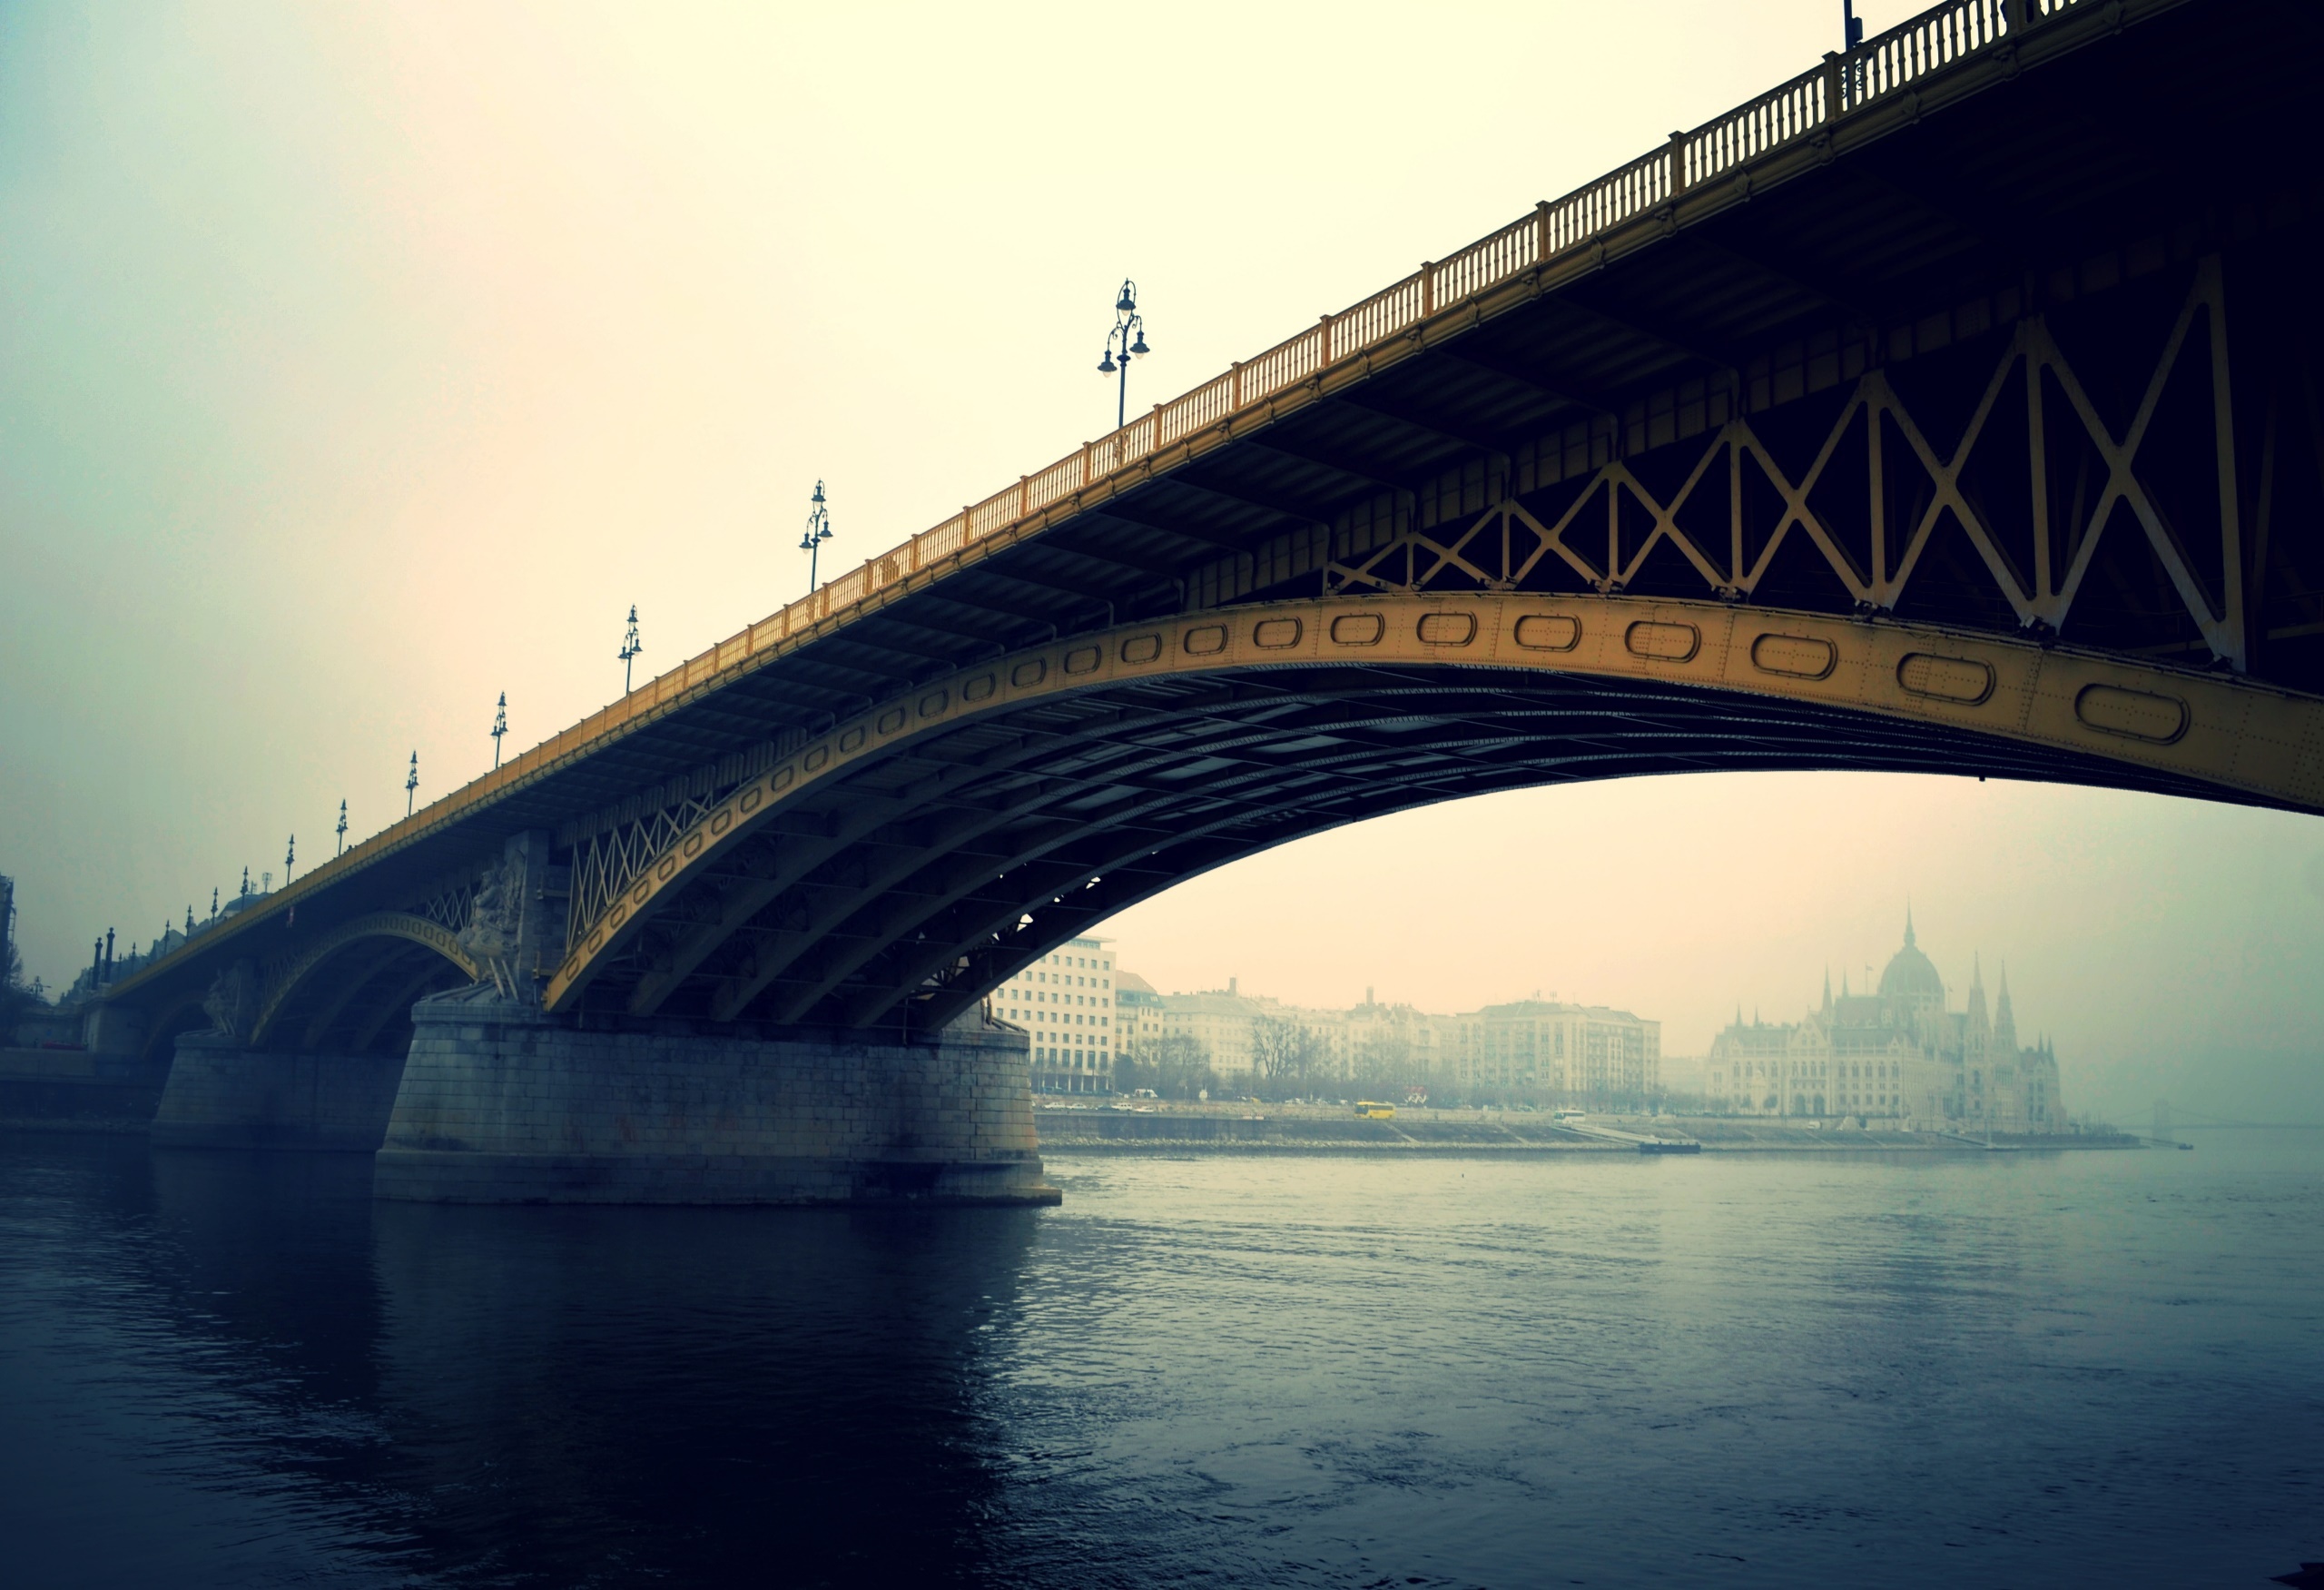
370, 999, 1057, 1206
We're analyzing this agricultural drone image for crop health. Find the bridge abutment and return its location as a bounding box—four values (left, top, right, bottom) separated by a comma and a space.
369, 997, 1058, 1206
152, 1032, 409, 1151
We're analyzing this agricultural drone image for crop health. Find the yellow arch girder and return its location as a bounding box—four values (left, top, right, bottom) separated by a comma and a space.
544, 592, 2324, 1016
248, 911, 479, 1047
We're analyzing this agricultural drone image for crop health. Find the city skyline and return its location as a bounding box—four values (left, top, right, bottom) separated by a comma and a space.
1095, 772, 2322, 1125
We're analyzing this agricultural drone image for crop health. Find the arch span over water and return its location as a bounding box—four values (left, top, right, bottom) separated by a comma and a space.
544, 592, 2319, 1031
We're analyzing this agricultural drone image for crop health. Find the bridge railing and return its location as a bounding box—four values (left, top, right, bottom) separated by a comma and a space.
1688, 70, 1827, 190
619, 0, 2072, 727
1843, 0, 2012, 110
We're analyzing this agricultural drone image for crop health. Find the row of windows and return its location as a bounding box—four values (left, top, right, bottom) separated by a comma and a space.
1033, 1046, 1107, 1065
1002, 1007, 1109, 1032
997, 943, 1116, 1042
1005, 972, 1113, 991
1721, 1061, 1899, 1081
1003, 950, 1111, 986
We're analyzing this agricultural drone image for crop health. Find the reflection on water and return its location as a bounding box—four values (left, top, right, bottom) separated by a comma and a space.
6, 1141, 1036, 1587
2, 1132, 2318, 1587
369, 1197, 1038, 1585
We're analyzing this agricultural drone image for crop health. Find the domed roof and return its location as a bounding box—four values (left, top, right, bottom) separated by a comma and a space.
1877, 910, 1945, 1011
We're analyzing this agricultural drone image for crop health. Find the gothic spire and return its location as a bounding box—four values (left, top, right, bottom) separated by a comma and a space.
1904, 901, 1916, 948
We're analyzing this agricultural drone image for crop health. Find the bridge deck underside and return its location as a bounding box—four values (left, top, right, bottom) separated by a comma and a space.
578, 661, 2232, 1035
255, 939, 469, 1056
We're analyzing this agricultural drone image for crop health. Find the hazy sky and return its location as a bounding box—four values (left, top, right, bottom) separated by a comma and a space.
4, 2, 2319, 1121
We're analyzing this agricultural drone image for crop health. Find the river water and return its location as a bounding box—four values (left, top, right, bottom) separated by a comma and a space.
1, 1131, 2316, 1588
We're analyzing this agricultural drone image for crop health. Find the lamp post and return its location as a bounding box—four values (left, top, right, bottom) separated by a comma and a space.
619, 605, 643, 694
799, 480, 833, 592
1837, 1, 1866, 104
285, 834, 295, 885
405, 752, 419, 817
335, 800, 348, 858
1097, 280, 1151, 430
491, 692, 507, 769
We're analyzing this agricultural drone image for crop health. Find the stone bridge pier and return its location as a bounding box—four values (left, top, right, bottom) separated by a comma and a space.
371, 1002, 1055, 1206
154, 993, 1053, 1206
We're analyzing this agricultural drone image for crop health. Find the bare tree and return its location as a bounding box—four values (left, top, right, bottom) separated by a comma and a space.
1118, 1032, 1219, 1101
1352, 1028, 1414, 1095
1250, 1015, 1298, 1091
1251, 1016, 1332, 1099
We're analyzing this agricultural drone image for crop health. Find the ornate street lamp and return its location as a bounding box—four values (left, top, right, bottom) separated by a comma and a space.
405, 751, 419, 817
491, 691, 508, 769
285, 834, 295, 885
335, 800, 348, 858
619, 605, 643, 694
800, 480, 833, 592
1097, 280, 1151, 430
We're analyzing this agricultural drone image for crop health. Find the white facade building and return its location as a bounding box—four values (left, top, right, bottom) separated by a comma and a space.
1449, 999, 1661, 1102
1154, 980, 1267, 1077
992, 935, 1118, 1093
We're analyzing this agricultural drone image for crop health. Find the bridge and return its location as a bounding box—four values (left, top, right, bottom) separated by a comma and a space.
84, 0, 2324, 1201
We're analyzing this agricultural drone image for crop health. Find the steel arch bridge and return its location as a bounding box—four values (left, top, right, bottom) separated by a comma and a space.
101, 0, 2324, 1050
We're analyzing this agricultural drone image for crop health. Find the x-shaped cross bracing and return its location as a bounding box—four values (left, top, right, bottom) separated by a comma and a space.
1335, 258, 2244, 667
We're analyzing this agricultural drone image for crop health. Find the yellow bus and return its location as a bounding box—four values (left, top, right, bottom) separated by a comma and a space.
1353, 1101, 1396, 1120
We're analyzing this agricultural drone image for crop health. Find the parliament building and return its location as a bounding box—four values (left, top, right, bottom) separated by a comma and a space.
1704, 913, 2066, 1133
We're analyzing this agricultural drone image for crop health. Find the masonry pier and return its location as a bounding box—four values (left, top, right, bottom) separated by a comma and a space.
151, 1032, 409, 1152
370, 997, 1059, 1205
